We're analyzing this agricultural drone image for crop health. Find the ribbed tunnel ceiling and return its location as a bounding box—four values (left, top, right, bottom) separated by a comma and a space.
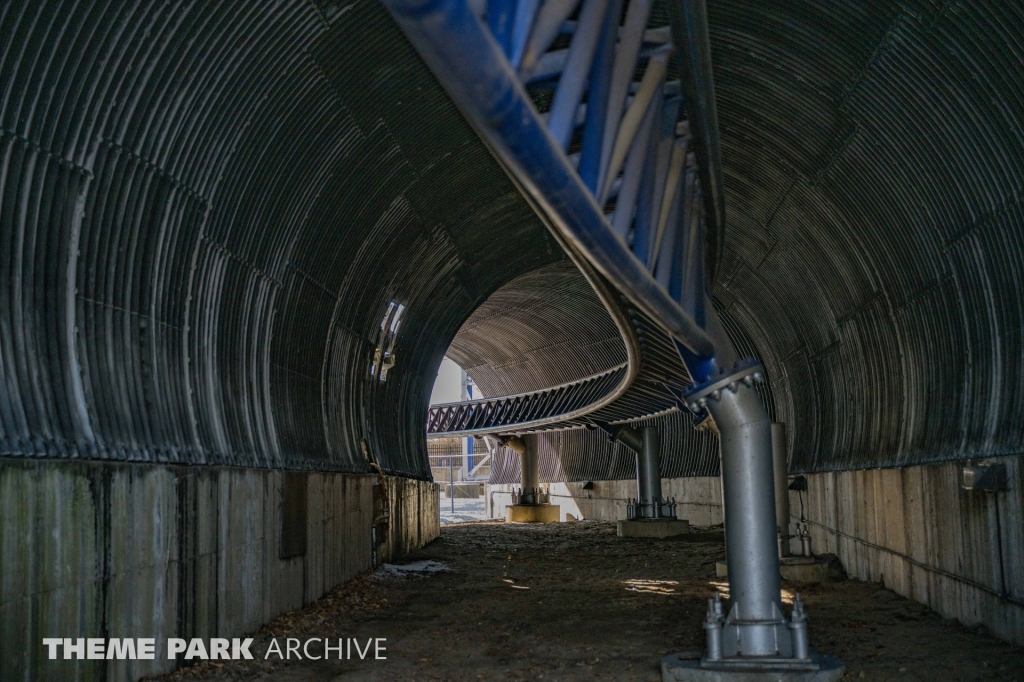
1, 1, 1021, 477
706, 1, 1024, 471
0, 0, 562, 476
445, 261, 626, 397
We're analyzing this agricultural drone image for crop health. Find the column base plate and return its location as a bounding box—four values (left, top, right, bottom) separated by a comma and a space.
662, 651, 844, 681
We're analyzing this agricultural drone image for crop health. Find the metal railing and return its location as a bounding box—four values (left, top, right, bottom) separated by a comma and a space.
426, 363, 627, 436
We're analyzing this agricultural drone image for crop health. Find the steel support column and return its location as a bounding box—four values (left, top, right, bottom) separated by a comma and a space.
710, 378, 784, 656
606, 423, 677, 520
684, 362, 814, 667
521, 435, 539, 499
638, 426, 663, 516
504, 434, 545, 505
772, 422, 792, 557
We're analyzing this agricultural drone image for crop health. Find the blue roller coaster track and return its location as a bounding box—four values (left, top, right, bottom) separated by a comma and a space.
386, 0, 734, 433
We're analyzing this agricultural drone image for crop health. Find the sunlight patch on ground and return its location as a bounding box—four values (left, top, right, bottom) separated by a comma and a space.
708, 579, 796, 605
623, 578, 679, 595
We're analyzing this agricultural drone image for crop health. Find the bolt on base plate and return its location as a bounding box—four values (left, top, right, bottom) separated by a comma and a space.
662, 651, 845, 682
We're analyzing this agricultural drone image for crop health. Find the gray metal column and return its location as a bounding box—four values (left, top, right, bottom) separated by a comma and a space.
604, 423, 677, 520
712, 379, 783, 655
503, 434, 541, 504
637, 426, 663, 516
686, 364, 794, 659
521, 434, 539, 496
772, 423, 792, 556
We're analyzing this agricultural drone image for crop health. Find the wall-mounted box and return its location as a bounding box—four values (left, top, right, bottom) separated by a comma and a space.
961, 463, 1007, 491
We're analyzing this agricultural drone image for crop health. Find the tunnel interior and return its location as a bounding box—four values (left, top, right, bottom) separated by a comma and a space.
1, 0, 1023, 679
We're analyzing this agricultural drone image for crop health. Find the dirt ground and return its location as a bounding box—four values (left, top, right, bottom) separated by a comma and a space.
152, 521, 1024, 682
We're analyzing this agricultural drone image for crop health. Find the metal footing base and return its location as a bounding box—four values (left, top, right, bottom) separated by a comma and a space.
617, 518, 690, 538
505, 504, 560, 523
662, 652, 845, 682
715, 558, 830, 584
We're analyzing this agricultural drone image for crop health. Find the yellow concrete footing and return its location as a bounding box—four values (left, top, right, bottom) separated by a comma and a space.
505, 503, 560, 523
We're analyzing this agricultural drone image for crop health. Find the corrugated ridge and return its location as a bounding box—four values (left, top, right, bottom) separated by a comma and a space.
0, 0, 563, 477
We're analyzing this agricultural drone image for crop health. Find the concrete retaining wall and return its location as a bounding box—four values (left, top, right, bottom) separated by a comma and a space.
798, 454, 1023, 646
378, 474, 441, 563
0, 460, 439, 682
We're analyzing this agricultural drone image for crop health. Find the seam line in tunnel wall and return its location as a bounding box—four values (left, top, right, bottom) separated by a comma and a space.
800, 516, 1024, 610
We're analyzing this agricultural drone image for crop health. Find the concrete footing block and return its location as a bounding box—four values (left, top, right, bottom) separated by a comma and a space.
505, 503, 560, 523
662, 652, 845, 682
714, 557, 830, 584
779, 557, 830, 584
617, 518, 690, 538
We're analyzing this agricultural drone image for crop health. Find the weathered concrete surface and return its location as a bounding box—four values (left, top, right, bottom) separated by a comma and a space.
506, 503, 560, 523
661, 653, 845, 682
0, 459, 439, 682
618, 518, 690, 538
779, 557, 830, 585
489, 478, 724, 526
378, 474, 441, 564
796, 454, 1024, 645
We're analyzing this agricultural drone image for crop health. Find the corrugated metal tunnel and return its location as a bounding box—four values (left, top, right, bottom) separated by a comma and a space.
1, 0, 1023, 679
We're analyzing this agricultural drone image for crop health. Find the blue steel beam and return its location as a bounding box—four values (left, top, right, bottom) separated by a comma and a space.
547, 0, 609, 150
577, 0, 619, 192
384, 0, 715, 357
667, 0, 726, 284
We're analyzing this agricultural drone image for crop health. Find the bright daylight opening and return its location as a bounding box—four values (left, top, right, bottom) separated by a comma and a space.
428, 358, 490, 524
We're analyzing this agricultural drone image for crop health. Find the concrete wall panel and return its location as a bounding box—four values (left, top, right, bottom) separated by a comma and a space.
377, 475, 441, 564
797, 455, 1024, 646
0, 460, 439, 681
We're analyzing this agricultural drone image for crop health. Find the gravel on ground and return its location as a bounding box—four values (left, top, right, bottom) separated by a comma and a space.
149, 520, 1024, 682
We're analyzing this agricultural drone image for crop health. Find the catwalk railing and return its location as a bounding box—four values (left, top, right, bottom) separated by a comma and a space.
426, 364, 627, 436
